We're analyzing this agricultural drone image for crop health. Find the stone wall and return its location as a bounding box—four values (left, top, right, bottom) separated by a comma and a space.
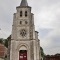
0, 58, 4, 60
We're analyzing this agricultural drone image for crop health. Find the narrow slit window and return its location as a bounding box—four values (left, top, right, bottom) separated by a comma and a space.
25, 21, 28, 24
25, 11, 27, 17
20, 11, 22, 17
20, 21, 22, 24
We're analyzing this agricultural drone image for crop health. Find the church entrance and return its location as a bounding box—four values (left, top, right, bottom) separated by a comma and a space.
19, 50, 27, 60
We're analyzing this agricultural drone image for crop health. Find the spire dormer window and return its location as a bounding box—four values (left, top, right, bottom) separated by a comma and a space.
20, 11, 22, 17
25, 11, 27, 17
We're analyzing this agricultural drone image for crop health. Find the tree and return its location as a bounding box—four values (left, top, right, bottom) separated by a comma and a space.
0, 35, 11, 48
4, 39, 8, 48
40, 47, 45, 60
0, 38, 4, 44
4, 35, 11, 48
40, 47, 44, 57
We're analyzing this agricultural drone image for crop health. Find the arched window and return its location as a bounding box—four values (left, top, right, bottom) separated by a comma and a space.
20, 21, 22, 24
25, 11, 27, 17
20, 11, 22, 17
25, 21, 28, 24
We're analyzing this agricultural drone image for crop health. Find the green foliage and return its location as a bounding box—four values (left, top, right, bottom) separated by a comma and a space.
0, 38, 8, 48
40, 47, 45, 57
0, 35, 11, 48
0, 38, 4, 44
4, 39, 8, 48
40, 47, 45, 60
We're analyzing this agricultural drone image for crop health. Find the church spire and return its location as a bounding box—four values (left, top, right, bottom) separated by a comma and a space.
20, 0, 28, 6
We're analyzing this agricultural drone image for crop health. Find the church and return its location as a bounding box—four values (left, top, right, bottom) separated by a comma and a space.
9, 0, 41, 60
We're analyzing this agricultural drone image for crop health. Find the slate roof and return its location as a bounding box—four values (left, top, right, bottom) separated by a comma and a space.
20, 0, 28, 6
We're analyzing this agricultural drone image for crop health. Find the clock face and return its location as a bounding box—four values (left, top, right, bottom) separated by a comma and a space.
20, 29, 27, 37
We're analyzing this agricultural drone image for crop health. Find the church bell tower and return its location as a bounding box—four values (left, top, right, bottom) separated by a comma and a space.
10, 0, 40, 60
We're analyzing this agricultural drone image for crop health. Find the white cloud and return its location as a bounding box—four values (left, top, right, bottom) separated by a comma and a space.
34, 0, 60, 55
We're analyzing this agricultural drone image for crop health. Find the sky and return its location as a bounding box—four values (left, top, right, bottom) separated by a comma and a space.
0, 0, 60, 55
